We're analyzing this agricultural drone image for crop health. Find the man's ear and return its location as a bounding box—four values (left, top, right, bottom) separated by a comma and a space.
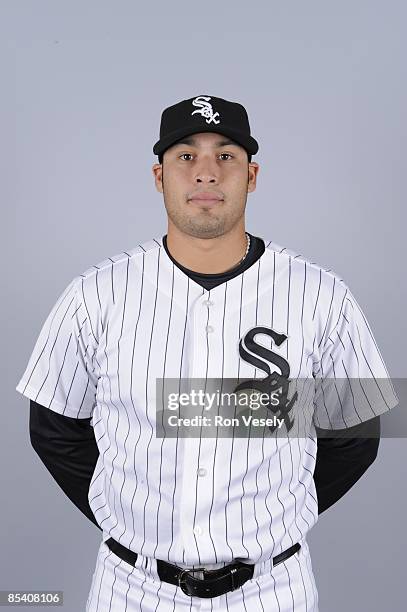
152, 163, 163, 193
248, 162, 260, 193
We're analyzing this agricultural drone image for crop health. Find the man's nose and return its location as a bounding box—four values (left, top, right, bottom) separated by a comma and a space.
194, 158, 219, 183
195, 168, 218, 183
196, 175, 217, 183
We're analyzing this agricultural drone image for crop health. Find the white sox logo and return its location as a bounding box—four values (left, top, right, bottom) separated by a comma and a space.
233, 326, 298, 432
191, 95, 221, 124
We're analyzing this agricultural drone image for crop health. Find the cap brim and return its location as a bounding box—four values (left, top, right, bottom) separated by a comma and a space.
153, 124, 259, 156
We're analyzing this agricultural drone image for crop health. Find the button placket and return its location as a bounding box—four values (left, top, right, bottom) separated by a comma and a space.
179, 293, 214, 557
179, 292, 219, 559
203, 296, 214, 334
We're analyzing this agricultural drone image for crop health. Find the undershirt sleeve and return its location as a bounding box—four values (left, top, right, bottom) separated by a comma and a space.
313, 415, 380, 514
29, 399, 102, 530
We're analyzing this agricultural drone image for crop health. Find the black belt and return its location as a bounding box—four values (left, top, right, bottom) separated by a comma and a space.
105, 537, 301, 598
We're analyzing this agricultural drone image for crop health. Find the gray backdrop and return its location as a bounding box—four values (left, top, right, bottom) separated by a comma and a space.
2, 1, 406, 610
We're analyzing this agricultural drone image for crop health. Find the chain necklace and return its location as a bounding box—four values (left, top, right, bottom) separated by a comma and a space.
240, 232, 251, 263
224, 233, 251, 272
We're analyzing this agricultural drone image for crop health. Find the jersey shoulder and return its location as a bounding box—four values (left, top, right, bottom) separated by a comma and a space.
76, 237, 162, 283
264, 238, 347, 288
264, 238, 353, 347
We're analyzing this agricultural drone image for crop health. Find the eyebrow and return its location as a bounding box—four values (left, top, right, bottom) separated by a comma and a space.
173, 136, 240, 148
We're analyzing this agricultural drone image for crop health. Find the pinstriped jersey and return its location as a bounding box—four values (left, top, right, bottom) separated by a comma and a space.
16, 236, 399, 565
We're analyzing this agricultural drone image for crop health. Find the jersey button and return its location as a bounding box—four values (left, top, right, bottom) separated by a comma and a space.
193, 526, 203, 536
205, 325, 214, 333
197, 467, 207, 477
203, 300, 214, 307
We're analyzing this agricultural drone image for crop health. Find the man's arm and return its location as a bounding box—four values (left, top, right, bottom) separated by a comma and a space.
29, 400, 102, 530
314, 416, 381, 514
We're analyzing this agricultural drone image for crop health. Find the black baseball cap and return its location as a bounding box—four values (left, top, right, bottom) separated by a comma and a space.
153, 95, 259, 158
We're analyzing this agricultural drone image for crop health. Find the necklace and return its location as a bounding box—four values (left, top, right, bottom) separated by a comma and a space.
239, 232, 251, 264
225, 233, 251, 272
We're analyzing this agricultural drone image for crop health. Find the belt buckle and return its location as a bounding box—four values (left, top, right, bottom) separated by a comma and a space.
178, 567, 206, 596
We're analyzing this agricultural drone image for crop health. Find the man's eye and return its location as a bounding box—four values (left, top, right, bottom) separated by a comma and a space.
179, 153, 233, 161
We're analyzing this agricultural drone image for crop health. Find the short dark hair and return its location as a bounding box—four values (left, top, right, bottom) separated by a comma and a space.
158, 151, 252, 164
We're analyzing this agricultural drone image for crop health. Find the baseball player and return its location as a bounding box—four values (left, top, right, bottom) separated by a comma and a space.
16, 95, 399, 611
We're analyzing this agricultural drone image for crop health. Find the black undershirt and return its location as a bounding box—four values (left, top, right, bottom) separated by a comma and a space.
161, 232, 266, 290
29, 232, 380, 531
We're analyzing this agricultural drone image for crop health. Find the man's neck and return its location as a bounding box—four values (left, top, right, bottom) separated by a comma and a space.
165, 228, 249, 274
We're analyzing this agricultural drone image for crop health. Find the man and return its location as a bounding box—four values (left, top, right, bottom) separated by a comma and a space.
16, 95, 399, 611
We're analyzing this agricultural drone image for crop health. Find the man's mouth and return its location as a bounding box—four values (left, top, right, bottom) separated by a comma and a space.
188, 192, 224, 205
